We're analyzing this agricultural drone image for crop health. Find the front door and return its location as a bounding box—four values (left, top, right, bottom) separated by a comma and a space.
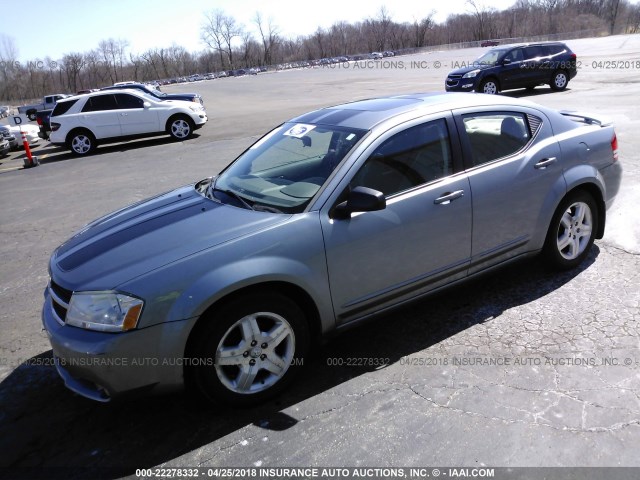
320, 116, 472, 324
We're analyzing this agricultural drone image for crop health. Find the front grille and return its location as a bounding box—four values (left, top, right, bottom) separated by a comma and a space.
49, 280, 72, 324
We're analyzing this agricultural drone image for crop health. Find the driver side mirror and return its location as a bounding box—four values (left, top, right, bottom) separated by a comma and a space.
143, 101, 151, 108
332, 186, 386, 219
501, 58, 511, 65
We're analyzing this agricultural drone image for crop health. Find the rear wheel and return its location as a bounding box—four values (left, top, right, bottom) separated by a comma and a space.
67, 130, 96, 156
190, 292, 310, 406
543, 191, 598, 269
550, 70, 569, 91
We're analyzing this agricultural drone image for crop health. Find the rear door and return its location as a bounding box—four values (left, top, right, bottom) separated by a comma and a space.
454, 108, 564, 273
521, 46, 547, 85
80, 94, 121, 139
320, 115, 472, 324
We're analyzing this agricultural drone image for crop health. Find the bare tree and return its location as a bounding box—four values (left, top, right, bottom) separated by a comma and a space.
201, 9, 243, 69
201, 10, 227, 69
254, 12, 280, 66
61, 53, 85, 92
467, 0, 499, 39
412, 13, 436, 48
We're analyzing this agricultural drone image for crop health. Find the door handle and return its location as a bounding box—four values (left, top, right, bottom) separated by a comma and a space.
120, 113, 128, 116
534, 157, 557, 169
434, 190, 464, 205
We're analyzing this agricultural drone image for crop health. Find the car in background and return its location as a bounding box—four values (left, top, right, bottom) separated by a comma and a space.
0, 138, 10, 157
17, 94, 71, 121
43, 93, 620, 405
445, 42, 577, 94
49, 89, 207, 155
0, 126, 18, 150
0, 106, 10, 118
0, 124, 39, 149
481, 40, 500, 47
101, 83, 204, 106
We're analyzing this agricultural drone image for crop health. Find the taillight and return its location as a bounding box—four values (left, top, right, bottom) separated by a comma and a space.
51, 122, 60, 132
36, 117, 43, 126
611, 133, 618, 162
570, 53, 577, 60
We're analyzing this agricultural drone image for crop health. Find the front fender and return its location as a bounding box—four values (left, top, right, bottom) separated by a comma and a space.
167, 256, 334, 331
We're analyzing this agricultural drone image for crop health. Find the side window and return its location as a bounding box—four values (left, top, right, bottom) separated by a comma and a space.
115, 94, 144, 109
504, 48, 523, 62
351, 118, 452, 197
462, 112, 533, 167
82, 94, 117, 112
523, 46, 542, 60
546, 44, 566, 57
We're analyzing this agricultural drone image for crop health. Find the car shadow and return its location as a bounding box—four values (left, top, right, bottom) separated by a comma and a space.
0, 247, 599, 478
32, 135, 202, 165
501, 87, 572, 98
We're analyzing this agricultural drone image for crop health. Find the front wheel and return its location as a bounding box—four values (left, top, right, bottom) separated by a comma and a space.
167, 116, 194, 140
190, 292, 310, 406
543, 191, 598, 270
550, 70, 569, 91
478, 79, 499, 95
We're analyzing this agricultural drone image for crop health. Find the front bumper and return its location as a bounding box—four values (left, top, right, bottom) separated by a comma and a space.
42, 288, 198, 402
445, 78, 477, 92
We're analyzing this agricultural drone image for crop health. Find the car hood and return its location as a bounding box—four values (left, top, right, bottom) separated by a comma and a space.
51, 183, 289, 290
164, 93, 201, 100
448, 63, 495, 76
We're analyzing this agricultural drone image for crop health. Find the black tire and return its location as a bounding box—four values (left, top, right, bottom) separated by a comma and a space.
190, 292, 310, 406
543, 191, 598, 270
478, 78, 499, 95
550, 70, 569, 91
67, 130, 96, 156
27, 110, 37, 122
167, 115, 194, 140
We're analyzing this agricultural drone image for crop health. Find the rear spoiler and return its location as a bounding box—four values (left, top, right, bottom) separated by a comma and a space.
560, 110, 613, 127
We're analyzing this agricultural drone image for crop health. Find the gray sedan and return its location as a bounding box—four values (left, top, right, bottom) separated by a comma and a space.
42, 93, 622, 405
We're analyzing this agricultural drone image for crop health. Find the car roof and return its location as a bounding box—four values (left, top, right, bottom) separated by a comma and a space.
60, 88, 149, 102
489, 41, 568, 50
289, 92, 541, 130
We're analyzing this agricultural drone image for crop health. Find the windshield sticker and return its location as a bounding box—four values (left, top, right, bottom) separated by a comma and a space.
284, 124, 316, 138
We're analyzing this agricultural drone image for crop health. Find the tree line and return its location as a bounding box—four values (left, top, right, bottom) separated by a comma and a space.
1, 0, 638, 103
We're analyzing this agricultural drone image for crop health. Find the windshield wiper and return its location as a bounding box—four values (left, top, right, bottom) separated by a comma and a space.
212, 186, 255, 211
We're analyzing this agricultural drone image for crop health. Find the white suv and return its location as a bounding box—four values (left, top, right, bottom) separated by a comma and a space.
49, 89, 207, 155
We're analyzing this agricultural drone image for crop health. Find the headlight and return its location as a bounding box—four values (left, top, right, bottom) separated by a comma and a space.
189, 105, 204, 112
463, 69, 480, 79
66, 292, 143, 332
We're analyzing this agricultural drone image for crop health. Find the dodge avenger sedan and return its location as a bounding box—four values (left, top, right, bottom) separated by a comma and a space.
43, 93, 621, 405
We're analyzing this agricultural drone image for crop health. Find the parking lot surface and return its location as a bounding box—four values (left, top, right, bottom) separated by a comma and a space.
0, 35, 639, 477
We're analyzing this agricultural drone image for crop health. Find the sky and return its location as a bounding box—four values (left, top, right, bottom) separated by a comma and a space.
1, 0, 521, 62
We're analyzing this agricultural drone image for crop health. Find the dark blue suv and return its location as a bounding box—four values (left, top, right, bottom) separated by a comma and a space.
445, 42, 577, 94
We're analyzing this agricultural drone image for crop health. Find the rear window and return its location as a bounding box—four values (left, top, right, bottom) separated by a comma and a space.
51, 99, 79, 117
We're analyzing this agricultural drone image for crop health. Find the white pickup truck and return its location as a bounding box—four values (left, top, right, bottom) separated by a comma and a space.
17, 94, 70, 121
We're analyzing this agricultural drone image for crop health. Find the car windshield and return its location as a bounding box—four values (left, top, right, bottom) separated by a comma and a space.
474, 48, 510, 66
211, 123, 367, 213
143, 86, 165, 97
